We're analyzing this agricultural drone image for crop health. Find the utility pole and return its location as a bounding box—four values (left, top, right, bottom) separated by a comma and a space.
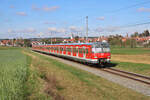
51, 32, 52, 44
86, 16, 88, 43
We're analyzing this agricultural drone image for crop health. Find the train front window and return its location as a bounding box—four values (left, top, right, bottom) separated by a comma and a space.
92, 42, 110, 53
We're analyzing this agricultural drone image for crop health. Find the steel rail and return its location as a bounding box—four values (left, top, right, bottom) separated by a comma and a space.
101, 68, 150, 85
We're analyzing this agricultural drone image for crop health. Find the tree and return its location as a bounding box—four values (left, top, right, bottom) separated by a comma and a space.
144, 30, 150, 37
24, 39, 31, 47
74, 36, 79, 43
131, 32, 138, 37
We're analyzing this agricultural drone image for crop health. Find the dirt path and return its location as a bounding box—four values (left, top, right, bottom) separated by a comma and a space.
112, 54, 150, 64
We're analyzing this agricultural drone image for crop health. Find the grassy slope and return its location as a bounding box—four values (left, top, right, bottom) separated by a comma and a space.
0, 48, 29, 100
24, 49, 150, 100
113, 61, 150, 76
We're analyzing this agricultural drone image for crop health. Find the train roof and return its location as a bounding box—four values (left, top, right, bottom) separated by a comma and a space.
33, 42, 109, 46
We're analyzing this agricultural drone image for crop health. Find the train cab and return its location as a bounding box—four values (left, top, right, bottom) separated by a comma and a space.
91, 42, 111, 64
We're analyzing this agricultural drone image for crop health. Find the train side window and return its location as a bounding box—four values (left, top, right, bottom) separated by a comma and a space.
83, 48, 86, 54
73, 48, 76, 53
58, 47, 60, 51
79, 48, 83, 53
67, 47, 69, 52
64, 47, 66, 52
86, 48, 89, 54
68, 48, 71, 52
69, 48, 71, 52
71, 47, 72, 53
76, 47, 79, 53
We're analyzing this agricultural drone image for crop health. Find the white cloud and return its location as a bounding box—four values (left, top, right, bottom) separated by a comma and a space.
137, 7, 150, 12
48, 27, 66, 33
44, 21, 56, 25
32, 5, 40, 11
105, 26, 120, 32
48, 27, 57, 32
8, 29, 15, 33
32, 5, 59, 12
96, 16, 105, 20
10, 5, 15, 9
8, 28, 36, 33
95, 27, 104, 32
69, 26, 84, 32
95, 26, 120, 33
26, 28, 36, 33
43, 6, 59, 12
16, 12, 27, 16
57, 28, 66, 33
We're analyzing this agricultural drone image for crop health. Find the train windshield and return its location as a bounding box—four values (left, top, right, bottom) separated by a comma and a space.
92, 42, 110, 53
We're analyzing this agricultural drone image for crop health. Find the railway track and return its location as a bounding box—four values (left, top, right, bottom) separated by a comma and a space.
33, 50, 150, 85
101, 68, 150, 85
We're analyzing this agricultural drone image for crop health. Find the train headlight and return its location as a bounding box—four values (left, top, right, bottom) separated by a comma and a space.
94, 56, 98, 58
107, 59, 110, 62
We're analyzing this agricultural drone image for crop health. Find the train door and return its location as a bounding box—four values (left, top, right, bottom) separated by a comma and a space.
66, 46, 68, 55
63, 46, 66, 55
68, 46, 71, 55
86, 45, 92, 59
46, 46, 48, 52
78, 46, 83, 58
71, 46, 73, 56
59, 46, 62, 54
83, 46, 86, 59
73, 45, 76, 57
76, 46, 78, 57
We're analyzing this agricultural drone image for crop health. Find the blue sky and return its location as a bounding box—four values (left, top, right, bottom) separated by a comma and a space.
0, 0, 150, 39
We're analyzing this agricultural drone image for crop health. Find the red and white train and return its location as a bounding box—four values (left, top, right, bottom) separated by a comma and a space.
32, 42, 111, 64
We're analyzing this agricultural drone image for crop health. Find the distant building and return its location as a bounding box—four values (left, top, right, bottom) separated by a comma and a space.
0, 40, 11, 46
0, 41, 4, 46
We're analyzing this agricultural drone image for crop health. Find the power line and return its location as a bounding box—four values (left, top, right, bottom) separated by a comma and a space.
86, 16, 88, 42
105, 0, 150, 14
119, 21, 150, 28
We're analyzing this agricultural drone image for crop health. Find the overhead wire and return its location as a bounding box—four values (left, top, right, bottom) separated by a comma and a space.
104, 0, 150, 14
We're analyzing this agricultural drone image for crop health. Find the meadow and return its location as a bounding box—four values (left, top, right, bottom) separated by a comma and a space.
0, 47, 30, 100
111, 47, 150, 76
111, 47, 150, 55
0, 46, 150, 100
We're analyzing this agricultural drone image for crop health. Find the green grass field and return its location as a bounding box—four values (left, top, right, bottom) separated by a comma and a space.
0, 47, 150, 100
0, 48, 30, 100
110, 47, 150, 76
111, 47, 150, 55
112, 61, 150, 76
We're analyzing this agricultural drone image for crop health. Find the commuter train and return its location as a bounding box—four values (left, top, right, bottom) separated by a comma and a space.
32, 42, 111, 64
